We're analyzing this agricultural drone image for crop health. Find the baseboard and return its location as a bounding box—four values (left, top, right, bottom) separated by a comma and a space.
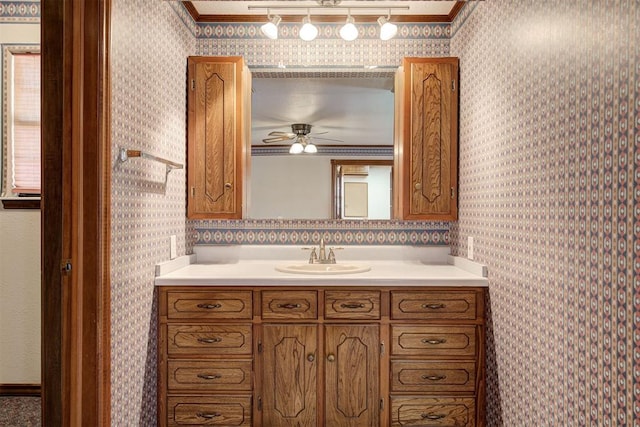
0, 383, 41, 396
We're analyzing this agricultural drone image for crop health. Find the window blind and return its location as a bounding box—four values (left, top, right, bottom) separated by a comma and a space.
12, 53, 41, 194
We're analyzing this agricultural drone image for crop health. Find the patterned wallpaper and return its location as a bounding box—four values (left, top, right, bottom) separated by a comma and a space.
110, 0, 194, 424
0, 0, 39, 22
450, 1, 639, 425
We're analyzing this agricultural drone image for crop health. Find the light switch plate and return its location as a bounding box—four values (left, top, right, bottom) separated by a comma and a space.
170, 235, 177, 260
467, 236, 474, 260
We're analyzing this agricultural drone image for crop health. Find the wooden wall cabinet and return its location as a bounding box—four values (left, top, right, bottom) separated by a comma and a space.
187, 56, 251, 219
394, 57, 459, 220
158, 286, 486, 426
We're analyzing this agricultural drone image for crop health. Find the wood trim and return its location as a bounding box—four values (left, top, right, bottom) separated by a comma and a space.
182, 1, 463, 24
42, 0, 111, 425
448, 2, 465, 22
1, 198, 40, 209
182, 1, 200, 22
41, 0, 70, 423
0, 384, 41, 396
190, 14, 456, 23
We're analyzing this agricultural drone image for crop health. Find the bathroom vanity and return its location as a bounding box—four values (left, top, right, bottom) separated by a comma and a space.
155, 247, 487, 426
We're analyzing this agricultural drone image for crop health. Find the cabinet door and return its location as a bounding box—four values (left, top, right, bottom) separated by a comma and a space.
325, 324, 379, 426
187, 56, 250, 219
261, 324, 317, 427
396, 57, 459, 220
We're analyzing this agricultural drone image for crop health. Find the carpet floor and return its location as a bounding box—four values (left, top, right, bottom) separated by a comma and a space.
0, 397, 41, 426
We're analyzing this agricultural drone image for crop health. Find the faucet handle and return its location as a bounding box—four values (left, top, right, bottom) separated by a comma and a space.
328, 247, 345, 264
302, 247, 318, 263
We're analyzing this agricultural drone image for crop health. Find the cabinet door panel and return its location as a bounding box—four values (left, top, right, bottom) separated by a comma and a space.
262, 324, 317, 427
396, 57, 459, 220
325, 324, 379, 427
187, 56, 249, 219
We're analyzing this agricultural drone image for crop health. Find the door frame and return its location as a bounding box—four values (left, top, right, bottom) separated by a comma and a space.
41, 0, 111, 424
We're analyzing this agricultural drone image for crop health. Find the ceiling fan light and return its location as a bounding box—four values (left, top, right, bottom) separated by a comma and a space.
261, 15, 281, 39
303, 143, 318, 154
300, 16, 318, 41
340, 16, 358, 41
378, 16, 397, 40
289, 142, 304, 154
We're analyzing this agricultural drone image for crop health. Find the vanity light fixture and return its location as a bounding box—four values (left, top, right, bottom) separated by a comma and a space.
377, 12, 398, 40
299, 10, 318, 41
289, 142, 305, 154
253, 4, 409, 41
260, 10, 281, 40
339, 10, 358, 41
303, 143, 318, 154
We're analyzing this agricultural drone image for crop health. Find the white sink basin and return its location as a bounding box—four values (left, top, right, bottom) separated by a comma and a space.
276, 263, 371, 275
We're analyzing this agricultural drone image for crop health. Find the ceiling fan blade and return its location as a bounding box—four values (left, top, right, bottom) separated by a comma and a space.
310, 136, 344, 143
268, 131, 296, 138
262, 136, 292, 143
309, 131, 328, 135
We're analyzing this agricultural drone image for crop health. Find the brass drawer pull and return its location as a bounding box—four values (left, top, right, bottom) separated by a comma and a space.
421, 303, 445, 309
307, 353, 315, 362
197, 337, 222, 344
327, 354, 335, 362
422, 374, 447, 381
278, 303, 301, 309
421, 413, 445, 420
197, 412, 221, 419
197, 303, 222, 309
422, 338, 447, 345
340, 303, 365, 309
197, 374, 222, 380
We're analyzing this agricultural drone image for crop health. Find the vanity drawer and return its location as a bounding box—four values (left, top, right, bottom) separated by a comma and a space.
167, 360, 252, 392
167, 395, 251, 426
262, 290, 317, 320
167, 324, 252, 356
324, 290, 381, 319
391, 291, 477, 320
390, 361, 476, 393
391, 325, 477, 357
166, 291, 252, 320
390, 397, 476, 427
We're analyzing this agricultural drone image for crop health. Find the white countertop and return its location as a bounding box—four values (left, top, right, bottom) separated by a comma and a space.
154, 246, 488, 287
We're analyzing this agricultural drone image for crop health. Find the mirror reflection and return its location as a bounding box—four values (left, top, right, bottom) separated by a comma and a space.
331, 160, 393, 220
249, 75, 395, 220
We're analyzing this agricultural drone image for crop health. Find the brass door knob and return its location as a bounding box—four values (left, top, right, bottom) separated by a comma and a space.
327, 354, 335, 362
307, 354, 315, 362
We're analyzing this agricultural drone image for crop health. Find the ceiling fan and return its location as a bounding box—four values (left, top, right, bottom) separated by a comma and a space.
261, 123, 343, 154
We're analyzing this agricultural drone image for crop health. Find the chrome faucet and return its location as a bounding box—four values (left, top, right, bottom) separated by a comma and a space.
304, 238, 341, 264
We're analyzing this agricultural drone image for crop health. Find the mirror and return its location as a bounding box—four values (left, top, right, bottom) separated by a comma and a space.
249, 74, 395, 219
331, 160, 393, 220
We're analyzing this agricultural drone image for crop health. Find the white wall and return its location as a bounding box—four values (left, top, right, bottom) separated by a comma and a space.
0, 20, 41, 384
250, 156, 333, 219
342, 165, 392, 220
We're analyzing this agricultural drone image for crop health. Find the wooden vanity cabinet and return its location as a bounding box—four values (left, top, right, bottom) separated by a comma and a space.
157, 286, 486, 427
186, 56, 251, 219
394, 57, 459, 220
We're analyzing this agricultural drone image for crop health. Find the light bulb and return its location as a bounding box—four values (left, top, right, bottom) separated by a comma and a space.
304, 143, 317, 154
300, 16, 318, 41
289, 142, 304, 154
377, 16, 397, 40
340, 16, 358, 41
261, 15, 281, 40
